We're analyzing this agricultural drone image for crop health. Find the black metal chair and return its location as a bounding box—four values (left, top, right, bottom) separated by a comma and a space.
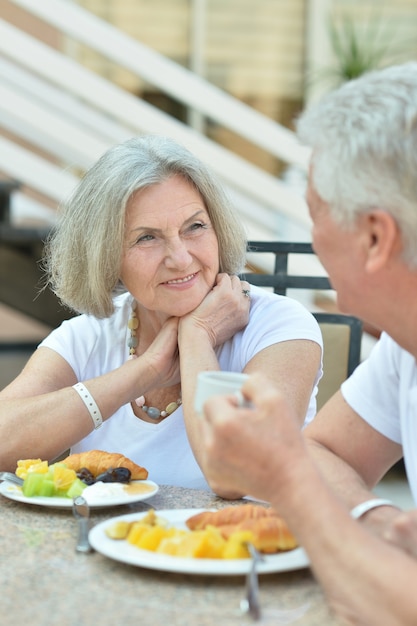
241, 241, 363, 409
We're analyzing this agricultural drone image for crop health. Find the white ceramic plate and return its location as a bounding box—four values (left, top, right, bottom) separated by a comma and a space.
0, 479, 159, 509
89, 508, 310, 576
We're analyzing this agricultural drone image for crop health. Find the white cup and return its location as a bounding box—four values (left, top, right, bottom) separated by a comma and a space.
194, 371, 249, 416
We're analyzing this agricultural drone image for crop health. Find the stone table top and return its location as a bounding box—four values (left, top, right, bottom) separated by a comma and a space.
0, 484, 342, 626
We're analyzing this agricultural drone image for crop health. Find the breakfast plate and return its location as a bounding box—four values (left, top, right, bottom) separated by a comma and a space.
0, 479, 159, 509
89, 508, 310, 575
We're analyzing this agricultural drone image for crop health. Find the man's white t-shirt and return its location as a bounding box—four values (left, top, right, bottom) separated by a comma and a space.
40, 286, 323, 490
341, 331, 417, 504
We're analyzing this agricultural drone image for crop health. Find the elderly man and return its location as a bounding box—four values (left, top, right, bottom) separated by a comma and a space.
198, 62, 417, 626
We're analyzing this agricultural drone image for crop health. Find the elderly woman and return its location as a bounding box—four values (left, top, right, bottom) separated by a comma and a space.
0, 135, 322, 496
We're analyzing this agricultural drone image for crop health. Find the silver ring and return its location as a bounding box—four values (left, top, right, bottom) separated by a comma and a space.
242, 289, 251, 298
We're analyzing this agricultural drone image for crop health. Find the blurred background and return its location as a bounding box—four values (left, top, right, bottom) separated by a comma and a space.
1, 0, 417, 387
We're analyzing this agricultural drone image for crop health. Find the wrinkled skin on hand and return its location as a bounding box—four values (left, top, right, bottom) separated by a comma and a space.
136, 274, 250, 392
140, 316, 181, 388
181, 273, 251, 347
384, 509, 417, 558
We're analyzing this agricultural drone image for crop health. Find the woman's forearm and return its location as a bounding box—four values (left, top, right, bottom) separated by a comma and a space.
178, 324, 219, 454
0, 351, 166, 469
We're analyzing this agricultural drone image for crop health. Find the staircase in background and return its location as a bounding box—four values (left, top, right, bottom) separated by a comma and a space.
0, 0, 316, 329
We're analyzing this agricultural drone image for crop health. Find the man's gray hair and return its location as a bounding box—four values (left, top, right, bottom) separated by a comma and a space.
297, 62, 417, 267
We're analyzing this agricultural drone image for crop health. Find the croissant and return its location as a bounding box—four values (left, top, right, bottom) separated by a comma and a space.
217, 516, 298, 553
186, 503, 278, 530
186, 504, 298, 553
63, 450, 148, 480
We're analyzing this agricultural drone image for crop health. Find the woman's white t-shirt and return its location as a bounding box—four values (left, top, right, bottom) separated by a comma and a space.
40, 286, 323, 490
341, 332, 417, 504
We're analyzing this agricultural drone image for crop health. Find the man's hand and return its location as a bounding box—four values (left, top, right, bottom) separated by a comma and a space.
199, 373, 306, 501
384, 509, 417, 557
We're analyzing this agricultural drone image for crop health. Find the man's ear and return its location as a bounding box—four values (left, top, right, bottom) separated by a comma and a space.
365, 209, 400, 273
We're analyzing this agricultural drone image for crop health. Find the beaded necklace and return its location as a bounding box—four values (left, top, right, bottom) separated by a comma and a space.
127, 299, 182, 419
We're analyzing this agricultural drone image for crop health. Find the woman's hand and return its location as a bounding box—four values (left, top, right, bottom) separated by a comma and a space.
180, 273, 251, 347
140, 316, 181, 388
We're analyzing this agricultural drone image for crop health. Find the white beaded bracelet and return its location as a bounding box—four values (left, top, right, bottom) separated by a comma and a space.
350, 498, 396, 520
72, 382, 103, 430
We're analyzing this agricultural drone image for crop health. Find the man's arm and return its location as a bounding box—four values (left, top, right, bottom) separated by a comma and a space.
304, 390, 404, 534
199, 375, 417, 626
268, 457, 417, 626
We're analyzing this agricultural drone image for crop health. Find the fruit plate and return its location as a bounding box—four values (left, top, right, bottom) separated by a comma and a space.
0, 479, 159, 509
89, 508, 310, 576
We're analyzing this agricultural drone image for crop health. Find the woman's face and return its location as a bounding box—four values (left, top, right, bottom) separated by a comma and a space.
121, 175, 220, 318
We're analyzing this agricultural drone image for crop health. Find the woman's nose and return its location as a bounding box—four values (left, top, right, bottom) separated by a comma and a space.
164, 238, 193, 269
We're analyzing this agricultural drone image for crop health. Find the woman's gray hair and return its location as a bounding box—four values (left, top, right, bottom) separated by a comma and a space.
297, 61, 417, 267
44, 135, 247, 317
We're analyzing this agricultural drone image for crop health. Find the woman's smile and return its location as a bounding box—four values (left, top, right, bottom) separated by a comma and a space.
162, 272, 199, 286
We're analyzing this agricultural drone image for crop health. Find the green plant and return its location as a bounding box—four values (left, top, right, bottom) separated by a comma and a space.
310, 9, 405, 91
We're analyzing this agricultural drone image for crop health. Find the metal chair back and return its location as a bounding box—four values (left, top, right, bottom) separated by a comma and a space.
241, 241, 363, 409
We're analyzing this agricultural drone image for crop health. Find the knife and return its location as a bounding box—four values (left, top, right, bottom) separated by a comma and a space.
72, 495, 92, 553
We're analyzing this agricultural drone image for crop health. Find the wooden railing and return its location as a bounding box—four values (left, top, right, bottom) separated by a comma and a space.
1, 1, 312, 236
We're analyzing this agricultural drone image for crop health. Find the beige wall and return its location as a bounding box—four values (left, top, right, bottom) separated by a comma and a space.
73, 0, 306, 172
75, 0, 306, 101
70, 0, 417, 171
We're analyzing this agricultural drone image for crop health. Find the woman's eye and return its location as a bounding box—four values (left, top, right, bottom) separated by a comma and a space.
189, 222, 207, 232
135, 234, 155, 244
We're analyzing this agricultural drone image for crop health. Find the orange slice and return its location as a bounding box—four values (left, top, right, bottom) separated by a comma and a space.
52, 465, 77, 490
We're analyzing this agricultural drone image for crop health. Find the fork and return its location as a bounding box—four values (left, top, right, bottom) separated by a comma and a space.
240, 542, 265, 621
72, 495, 92, 553
0, 471, 24, 486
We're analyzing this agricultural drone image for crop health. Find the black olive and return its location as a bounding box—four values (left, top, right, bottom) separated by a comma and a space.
95, 468, 114, 483
111, 467, 131, 483
76, 467, 95, 485
95, 467, 131, 483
